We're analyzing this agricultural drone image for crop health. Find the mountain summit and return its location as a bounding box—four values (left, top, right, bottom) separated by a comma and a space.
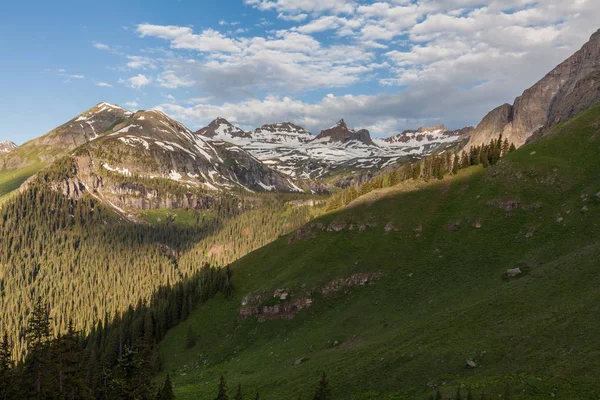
0, 141, 17, 153
468, 28, 600, 148
195, 117, 250, 140
315, 119, 375, 146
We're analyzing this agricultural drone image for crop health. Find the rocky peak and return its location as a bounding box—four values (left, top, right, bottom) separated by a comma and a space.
345, 129, 374, 146
315, 119, 374, 146
0, 141, 17, 153
467, 28, 600, 149
254, 122, 312, 136
195, 117, 250, 139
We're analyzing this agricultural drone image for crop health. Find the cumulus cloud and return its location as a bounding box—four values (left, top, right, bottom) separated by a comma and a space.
96, 82, 113, 87
100, 0, 600, 132
123, 74, 152, 89
93, 42, 110, 50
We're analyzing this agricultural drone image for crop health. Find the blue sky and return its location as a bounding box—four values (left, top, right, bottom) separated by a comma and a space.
1, 0, 599, 144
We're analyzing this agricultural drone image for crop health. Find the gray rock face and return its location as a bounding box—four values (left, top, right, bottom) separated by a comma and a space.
0, 141, 17, 153
467, 29, 600, 148
314, 119, 375, 146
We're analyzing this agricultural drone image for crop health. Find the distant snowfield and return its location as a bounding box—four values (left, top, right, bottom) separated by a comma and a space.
200, 121, 462, 179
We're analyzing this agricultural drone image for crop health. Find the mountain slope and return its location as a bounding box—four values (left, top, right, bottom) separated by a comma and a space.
467, 28, 600, 148
0, 102, 131, 170
157, 104, 600, 399
34, 109, 303, 216
0, 103, 131, 199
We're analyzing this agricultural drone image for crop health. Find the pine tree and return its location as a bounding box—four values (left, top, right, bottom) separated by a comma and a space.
481, 148, 490, 168
502, 138, 510, 156
111, 347, 154, 400
52, 320, 88, 399
509, 143, 517, 152
215, 375, 229, 400
0, 333, 15, 400
185, 325, 196, 349
313, 372, 331, 400
452, 153, 460, 174
234, 383, 244, 400
223, 267, 234, 299
157, 374, 175, 400
24, 296, 53, 397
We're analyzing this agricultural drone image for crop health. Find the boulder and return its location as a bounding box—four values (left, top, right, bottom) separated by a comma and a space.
506, 268, 522, 277
292, 358, 307, 366
384, 222, 398, 232
466, 359, 477, 368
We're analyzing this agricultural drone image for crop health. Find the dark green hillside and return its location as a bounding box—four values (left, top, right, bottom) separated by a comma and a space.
0, 178, 321, 360
157, 104, 600, 399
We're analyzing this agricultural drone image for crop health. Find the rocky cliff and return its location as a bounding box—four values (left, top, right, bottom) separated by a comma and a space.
467, 29, 600, 148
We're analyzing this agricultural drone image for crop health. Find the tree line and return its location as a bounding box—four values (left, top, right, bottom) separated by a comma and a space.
327, 135, 515, 210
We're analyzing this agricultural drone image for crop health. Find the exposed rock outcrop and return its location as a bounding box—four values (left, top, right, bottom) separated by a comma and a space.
467, 29, 600, 148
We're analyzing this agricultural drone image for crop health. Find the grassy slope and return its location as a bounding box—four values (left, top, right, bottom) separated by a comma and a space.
158, 105, 600, 400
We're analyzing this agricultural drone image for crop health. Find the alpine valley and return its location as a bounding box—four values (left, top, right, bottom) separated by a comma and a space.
1, 11, 600, 400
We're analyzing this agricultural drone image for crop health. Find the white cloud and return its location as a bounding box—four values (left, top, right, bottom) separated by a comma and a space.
277, 12, 308, 22
96, 0, 600, 132
157, 70, 195, 89
137, 24, 242, 53
96, 82, 113, 87
123, 74, 152, 89
93, 42, 110, 50
126, 55, 156, 69
244, 0, 356, 15
69, 74, 85, 79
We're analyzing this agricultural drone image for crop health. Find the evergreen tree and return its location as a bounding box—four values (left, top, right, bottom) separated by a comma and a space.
234, 383, 244, 400
452, 153, 460, 174
111, 347, 154, 400
24, 296, 53, 398
157, 374, 175, 400
502, 138, 510, 156
313, 372, 331, 400
509, 143, 517, 152
481, 148, 490, 168
215, 375, 229, 400
0, 333, 15, 400
185, 325, 196, 349
52, 320, 89, 399
223, 267, 234, 299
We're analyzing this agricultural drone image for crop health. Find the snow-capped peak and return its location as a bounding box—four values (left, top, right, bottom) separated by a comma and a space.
0, 140, 17, 153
